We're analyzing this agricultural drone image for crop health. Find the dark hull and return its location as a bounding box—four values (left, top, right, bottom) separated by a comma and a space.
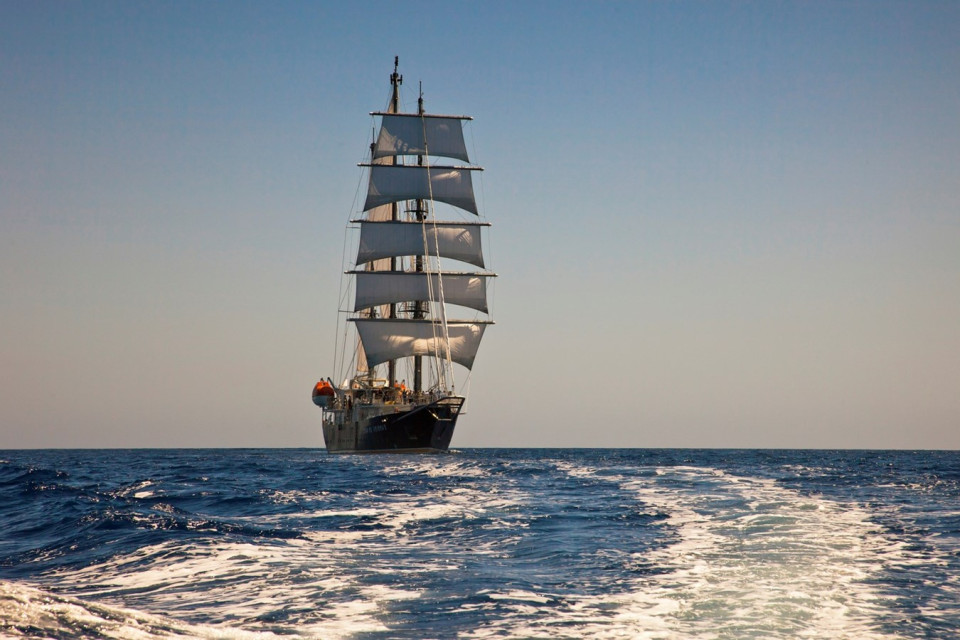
322, 397, 463, 453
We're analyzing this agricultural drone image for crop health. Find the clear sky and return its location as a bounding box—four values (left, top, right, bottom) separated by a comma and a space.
2, 1, 958, 449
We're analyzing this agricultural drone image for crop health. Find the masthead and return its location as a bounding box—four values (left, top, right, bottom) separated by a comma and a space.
391, 56, 402, 88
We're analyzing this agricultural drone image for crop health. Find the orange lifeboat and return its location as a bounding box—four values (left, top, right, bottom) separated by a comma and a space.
312, 380, 335, 408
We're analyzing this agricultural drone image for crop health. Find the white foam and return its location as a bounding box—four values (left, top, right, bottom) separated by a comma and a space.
484, 589, 552, 604
42, 538, 410, 638
117, 480, 155, 499
0, 580, 287, 639
32, 470, 530, 638
17, 457, 950, 638
464, 462, 907, 639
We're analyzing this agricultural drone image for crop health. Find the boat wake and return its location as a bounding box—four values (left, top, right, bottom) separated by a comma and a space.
3, 450, 955, 639
469, 463, 906, 639
5, 456, 530, 639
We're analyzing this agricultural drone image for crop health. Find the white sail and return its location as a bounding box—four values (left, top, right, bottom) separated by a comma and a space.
360, 203, 393, 311
373, 114, 470, 162
351, 319, 491, 369
364, 165, 479, 215
362, 202, 394, 272
364, 199, 393, 222
361, 139, 397, 270
353, 271, 492, 313
356, 221, 486, 268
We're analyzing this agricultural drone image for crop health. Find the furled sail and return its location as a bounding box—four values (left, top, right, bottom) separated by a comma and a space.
372, 114, 471, 163
363, 165, 480, 215
351, 319, 491, 370
356, 221, 487, 268
353, 271, 492, 313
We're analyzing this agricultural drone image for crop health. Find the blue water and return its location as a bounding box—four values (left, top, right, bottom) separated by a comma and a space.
1, 449, 959, 639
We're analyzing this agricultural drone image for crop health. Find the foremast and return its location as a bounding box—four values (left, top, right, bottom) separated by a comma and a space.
387, 57, 402, 390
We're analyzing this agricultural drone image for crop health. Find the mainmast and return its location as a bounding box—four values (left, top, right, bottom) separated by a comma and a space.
413, 83, 426, 394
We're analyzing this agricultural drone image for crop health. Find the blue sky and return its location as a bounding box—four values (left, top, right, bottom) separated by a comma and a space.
2, 1, 958, 448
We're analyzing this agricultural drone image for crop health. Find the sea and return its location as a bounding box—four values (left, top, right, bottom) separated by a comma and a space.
1, 448, 958, 639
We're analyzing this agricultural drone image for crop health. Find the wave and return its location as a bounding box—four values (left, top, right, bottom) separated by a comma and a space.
0, 580, 286, 639
21, 462, 532, 638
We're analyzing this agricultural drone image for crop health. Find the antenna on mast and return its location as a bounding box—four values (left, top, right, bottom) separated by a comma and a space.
391, 56, 402, 88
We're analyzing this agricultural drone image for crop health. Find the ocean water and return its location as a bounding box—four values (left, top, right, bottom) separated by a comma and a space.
1, 449, 958, 639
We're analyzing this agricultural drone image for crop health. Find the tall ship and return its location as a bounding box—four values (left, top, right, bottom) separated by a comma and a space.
313, 58, 495, 453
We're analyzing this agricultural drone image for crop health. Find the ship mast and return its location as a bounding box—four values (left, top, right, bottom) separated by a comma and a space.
413, 83, 426, 394
387, 56, 401, 388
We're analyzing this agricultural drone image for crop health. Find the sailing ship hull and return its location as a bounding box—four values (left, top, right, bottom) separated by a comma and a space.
322, 396, 464, 453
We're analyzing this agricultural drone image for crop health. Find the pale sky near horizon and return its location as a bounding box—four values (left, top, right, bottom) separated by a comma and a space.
2, 1, 958, 449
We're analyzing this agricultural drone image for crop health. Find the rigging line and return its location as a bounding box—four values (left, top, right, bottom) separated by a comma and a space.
337, 264, 363, 382
332, 138, 371, 385
338, 318, 357, 385
416, 199, 442, 386
459, 372, 474, 414
419, 211, 446, 390
336, 226, 359, 312
420, 110, 455, 393
417, 111, 443, 388
343, 120, 391, 385
333, 224, 352, 381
